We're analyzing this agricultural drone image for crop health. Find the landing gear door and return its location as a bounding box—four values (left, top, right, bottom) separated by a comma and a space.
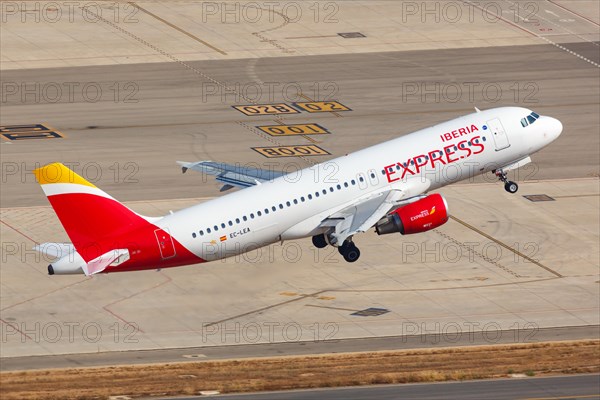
487, 118, 510, 151
154, 228, 176, 259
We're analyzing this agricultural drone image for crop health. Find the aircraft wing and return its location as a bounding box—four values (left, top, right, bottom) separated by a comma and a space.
319, 178, 432, 245
177, 161, 285, 191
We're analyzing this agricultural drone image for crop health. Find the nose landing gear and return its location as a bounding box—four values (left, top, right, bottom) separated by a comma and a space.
495, 169, 519, 194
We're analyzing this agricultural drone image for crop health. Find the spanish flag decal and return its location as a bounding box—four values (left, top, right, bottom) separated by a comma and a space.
220, 235, 227, 242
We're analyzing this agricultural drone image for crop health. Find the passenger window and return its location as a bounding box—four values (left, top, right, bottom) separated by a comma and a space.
250, 213, 255, 219
286, 201, 291, 207
192, 232, 196, 238
243, 216, 248, 221
207, 228, 211, 233
351, 180, 356, 185
221, 223, 225, 228
279, 204, 284, 209
308, 194, 313, 200
272, 206, 277, 211
214, 225, 218, 231
200, 230, 204, 236
257, 211, 262, 216
235, 218, 240, 224
228, 221, 232, 226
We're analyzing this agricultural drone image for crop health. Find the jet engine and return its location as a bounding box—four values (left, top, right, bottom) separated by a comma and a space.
375, 194, 449, 235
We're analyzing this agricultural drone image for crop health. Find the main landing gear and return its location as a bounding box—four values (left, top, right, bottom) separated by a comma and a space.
338, 241, 360, 263
312, 234, 361, 262
495, 169, 519, 194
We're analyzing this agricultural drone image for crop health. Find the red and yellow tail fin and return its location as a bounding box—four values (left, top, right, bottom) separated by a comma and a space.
34, 163, 150, 261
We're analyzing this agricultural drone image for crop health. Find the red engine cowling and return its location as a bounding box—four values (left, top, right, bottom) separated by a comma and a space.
375, 194, 449, 235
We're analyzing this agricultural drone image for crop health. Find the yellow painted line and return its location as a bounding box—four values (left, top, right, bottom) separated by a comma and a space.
292, 101, 351, 113
252, 144, 330, 158
256, 123, 330, 136
129, 2, 227, 55
233, 104, 300, 116
449, 216, 563, 278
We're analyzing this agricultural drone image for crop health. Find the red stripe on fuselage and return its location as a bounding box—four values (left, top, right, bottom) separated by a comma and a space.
47, 193, 204, 272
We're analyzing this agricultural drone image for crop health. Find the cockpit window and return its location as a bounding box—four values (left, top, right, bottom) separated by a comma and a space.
522, 111, 540, 127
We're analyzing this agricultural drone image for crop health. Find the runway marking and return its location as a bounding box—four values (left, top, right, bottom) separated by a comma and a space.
547, 0, 600, 27
497, 0, 599, 67
252, 144, 331, 158
128, 2, 227, 55
256, 123, 330, 136
292, 101, 352, 113
1, 124, 64, 141
233, 104, 299, 116
449, 215, 563, 278
461, 0, 599, 67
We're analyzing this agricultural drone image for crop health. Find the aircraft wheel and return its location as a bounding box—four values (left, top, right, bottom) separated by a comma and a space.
339, 242, 360, 263
504, 181, 519, 194
312, 234, 328, 249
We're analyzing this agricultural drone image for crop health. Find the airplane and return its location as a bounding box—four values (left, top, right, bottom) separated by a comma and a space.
33, 106, 562, 275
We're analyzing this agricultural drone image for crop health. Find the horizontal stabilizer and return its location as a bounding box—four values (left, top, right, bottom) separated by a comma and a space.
82, 249, 130, 276
33, 243, 75, 260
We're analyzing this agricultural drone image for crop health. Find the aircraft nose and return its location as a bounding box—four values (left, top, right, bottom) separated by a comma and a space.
547, 117, 563, 139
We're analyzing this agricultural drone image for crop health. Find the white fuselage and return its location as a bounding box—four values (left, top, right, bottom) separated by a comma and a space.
159, 106, 562, 261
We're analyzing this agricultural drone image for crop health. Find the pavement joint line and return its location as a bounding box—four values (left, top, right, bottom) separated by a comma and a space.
204, 290, 328, 327
101, 273, 173, 334
448, 215, 564, 278
304, 304, 361, 312
0, 278, 88, 312
0, 219, 37, 243
78, 5, 319, 163
434, 228, 524, 278
330, 276, 560, 292
128, 2, 227, 55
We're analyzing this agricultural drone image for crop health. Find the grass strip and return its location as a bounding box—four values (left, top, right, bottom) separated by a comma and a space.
1, 340, 598, 399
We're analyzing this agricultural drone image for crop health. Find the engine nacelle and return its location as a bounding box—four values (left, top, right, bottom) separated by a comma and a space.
375, 194, 449, 235
48, 251, 86, 275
